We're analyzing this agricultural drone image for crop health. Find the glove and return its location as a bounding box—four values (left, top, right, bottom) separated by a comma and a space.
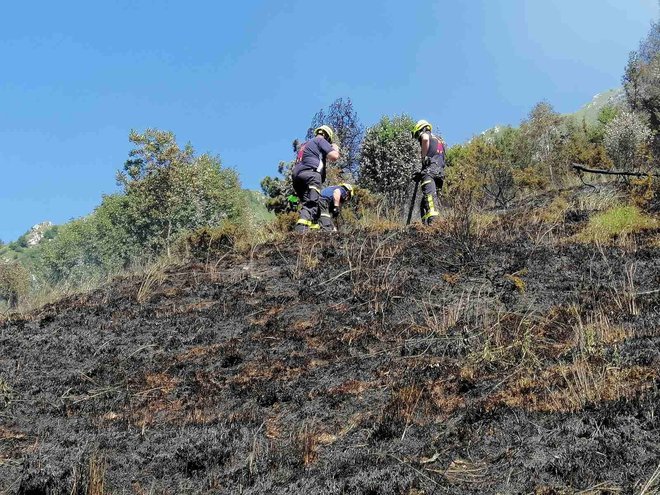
412, 171, 425, 182
422, 156, 431, 167
332, 206, 341, 218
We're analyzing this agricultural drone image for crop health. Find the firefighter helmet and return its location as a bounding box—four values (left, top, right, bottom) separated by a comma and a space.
314, 125, 335, 143
412, 119, 432, 139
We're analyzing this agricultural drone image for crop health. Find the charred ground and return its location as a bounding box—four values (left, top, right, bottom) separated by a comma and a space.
1, 191, 659, 494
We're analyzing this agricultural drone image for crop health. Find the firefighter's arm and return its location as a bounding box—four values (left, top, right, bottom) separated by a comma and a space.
420, 134, 430, 161
333, 188, 342, 208
327, 143, 340, 162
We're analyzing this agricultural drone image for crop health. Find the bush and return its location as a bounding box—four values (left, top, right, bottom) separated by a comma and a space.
358, 114, 418, 211
0, 261, 30, 309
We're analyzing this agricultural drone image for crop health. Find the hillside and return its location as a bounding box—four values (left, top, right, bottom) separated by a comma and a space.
568, 88, 626, 125
1, 186, 658, 494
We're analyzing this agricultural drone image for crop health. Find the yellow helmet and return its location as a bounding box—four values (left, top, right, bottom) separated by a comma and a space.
412, 119, 432, 139
340, 183, 354, 199
314, 125, 335, 143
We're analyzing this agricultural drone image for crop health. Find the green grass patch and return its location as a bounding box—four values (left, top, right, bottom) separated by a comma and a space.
577, 205, 658, 243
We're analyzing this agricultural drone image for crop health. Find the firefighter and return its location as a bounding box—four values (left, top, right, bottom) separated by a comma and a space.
292, 125, 340, 233
412, 119, 446, 225
318, 183, 354, 231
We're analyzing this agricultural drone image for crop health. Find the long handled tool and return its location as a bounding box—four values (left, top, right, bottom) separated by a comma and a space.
406, 177, 420, 225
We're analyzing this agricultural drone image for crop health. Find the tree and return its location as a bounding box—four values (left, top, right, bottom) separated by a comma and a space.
260, 157, 296, 214
624, 21, 660, 156
518, 102, 565, 185
604, 110, 653, 171
307, 98, 364, 178
117, 129, 244, 256
358, 114, 418, 208
260, 140, 298, 214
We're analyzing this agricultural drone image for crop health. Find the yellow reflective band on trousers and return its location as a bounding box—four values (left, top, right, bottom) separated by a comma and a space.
309, 223, 321, 230
422, 193, 439, 220
296, 218, 313, 226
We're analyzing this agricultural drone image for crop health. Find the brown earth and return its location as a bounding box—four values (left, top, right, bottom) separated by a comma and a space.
1, 203, 659, 494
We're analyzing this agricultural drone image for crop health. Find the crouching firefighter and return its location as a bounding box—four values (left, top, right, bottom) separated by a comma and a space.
292, 125, 340, 233
318, 183, 354, 231
412, 119, 446, 225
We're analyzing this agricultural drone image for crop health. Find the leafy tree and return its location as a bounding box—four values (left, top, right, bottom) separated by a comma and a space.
260, 140, 298, 214
518, 102, 565, 185
117, 129, 244, 256
586, 106, 620, 144
358, 114, 418, 209
562, 118, 613, 171
623, 21, 660, 149
604, 110, 653, 171
307, 97, 364, 178
38, 129, 245, 284
0, 261, 30, 309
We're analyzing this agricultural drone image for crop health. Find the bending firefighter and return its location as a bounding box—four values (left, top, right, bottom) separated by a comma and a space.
318, 183, 354, 231
292, 125, 340, 233
412, 119, 447, 225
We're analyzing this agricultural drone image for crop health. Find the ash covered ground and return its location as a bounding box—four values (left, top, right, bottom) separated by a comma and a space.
1, 201, 659, 494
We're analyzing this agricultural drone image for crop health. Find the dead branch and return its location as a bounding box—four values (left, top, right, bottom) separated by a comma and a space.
572, 163, 660, 177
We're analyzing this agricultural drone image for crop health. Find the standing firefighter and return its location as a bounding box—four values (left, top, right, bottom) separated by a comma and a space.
319, 183, 354, 231
412, 119, 447, 225
292, 125, 340, 233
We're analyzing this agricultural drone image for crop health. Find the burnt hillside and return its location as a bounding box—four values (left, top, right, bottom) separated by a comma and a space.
1, 195, 659, 494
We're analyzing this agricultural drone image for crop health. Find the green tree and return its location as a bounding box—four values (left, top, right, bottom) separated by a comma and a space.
624, 21, 660, 147
518, 102, 565, 185
260, 140, 298, 214
117, 129, 244, 256
604, 110, 653, 171
358, 114, 417, 208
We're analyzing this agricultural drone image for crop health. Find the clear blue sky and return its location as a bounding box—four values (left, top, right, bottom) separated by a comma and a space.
1, 0, 658, 242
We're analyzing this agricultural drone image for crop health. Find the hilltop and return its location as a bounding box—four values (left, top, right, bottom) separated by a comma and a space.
568, 88, 626, 125
1, 185, 658, 494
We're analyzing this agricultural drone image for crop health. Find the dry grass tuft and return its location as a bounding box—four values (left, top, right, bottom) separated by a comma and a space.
440, 458, 488, 484
136, 258, 172, 304
87, 453, 107, 495
490, 360, 655, 413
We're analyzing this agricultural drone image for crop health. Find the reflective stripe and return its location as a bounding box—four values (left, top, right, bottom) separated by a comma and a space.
309, 186, 321, 193
421, 179, 433, 186
422, 194, 439, 221
427, 194, 436, 212
297, 218, 313, 226
309, 223, 320, 230
320, 213, 332, 218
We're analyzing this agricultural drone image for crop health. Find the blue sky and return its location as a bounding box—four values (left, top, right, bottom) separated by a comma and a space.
1, 0, 658, 242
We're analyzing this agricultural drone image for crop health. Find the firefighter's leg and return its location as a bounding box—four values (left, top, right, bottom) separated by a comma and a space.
318, 198, 336, 231
295, 171, 321, 233
420, 174, 440, 225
